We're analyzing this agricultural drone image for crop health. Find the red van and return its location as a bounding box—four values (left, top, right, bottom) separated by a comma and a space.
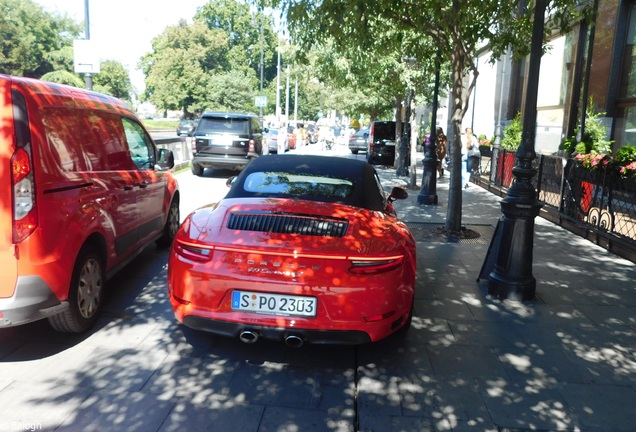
0, 75, 180, 332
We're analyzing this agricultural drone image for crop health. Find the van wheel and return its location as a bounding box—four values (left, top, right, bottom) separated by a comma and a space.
157, 199, 180, 247
48, 246, 104, 333
191, 163, 203, 176
367, 154, 375, 165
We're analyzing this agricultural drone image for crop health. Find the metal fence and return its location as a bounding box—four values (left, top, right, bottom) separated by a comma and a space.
478, 148, 636, 263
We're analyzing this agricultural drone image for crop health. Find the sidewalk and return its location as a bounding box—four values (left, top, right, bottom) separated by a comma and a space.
362, 162, 636, 431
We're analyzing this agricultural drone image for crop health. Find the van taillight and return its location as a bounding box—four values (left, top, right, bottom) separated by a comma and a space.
369, 124, 375, 148
247, 139, 256, 157
12, 148, 37, 242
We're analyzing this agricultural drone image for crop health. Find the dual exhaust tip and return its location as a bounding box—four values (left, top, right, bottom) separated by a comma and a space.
238, 330, 304, 348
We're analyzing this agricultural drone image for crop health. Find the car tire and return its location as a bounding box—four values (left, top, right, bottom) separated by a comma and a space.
156, 198, 180, 247
191, 162, 203, 176
48, 246, 104, 333
367, 154, 375, 165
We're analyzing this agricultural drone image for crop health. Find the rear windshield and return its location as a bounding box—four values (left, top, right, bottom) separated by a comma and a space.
197, 117, 249, 134
373, 122, 396, 140
243, 171, 353, 198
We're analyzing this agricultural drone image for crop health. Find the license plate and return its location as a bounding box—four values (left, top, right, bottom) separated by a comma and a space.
231, 291, 317, 317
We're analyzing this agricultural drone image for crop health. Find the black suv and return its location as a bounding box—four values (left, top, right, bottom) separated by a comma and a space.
367, 121, 410, 165
176, 119, 197, 136
191, 112, 263, 175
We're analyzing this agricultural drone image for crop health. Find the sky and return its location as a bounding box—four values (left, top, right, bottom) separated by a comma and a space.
35, 0, 210, 91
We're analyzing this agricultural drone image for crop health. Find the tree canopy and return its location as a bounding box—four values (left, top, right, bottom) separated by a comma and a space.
260, 0, 592, 231
0, 0, 80, 77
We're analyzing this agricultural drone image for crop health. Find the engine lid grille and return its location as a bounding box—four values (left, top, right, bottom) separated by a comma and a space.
227, 212, 349, 237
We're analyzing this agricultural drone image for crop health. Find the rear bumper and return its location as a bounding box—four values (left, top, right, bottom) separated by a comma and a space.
192, 154, 255, 170
0, 276, 68, 327
181, 315, 373, 345
348, 144, 367, 152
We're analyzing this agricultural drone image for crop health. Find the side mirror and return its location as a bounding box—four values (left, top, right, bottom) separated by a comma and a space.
363, 133, 369, 138
226, 176, 237, 187
156, 148, 175, 171
388, 186, 408, 202
264, 127, 269, 133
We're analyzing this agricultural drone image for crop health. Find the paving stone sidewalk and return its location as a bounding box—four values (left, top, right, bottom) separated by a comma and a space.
367, 163, 636, 431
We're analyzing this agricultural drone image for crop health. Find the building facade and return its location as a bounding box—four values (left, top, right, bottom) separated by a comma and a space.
465, 0, 636, 155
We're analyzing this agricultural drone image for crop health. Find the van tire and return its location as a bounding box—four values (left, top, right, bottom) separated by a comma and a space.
157, 199, 180, 247
48, 246, 104, 333
191, 162, 203, 176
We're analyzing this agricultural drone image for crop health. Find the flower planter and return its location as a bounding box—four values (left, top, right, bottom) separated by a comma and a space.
497, 151, 516, 187
580, 180, 594, 213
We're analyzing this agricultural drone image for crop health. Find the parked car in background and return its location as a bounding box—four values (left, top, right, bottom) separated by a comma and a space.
287, 125, 297, 150
349, 128, 369, 154
264, 128, 290, 154
0, 74, 179, 332
167, 154, 415, 346
190, 112, 263, 175
176, 119, 197, 136
265, 128, 279, 153
367, 121, 410, 165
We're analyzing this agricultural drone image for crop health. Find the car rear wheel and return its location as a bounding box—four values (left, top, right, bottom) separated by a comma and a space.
48, 246, 104, 333
367, 154, 375, 165
191, 162, 203, 176
157, 199, 180, 247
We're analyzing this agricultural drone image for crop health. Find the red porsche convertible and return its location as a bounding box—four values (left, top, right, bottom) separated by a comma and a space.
167, 154, 416, 346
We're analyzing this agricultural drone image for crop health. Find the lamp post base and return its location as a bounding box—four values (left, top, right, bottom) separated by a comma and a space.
486, 193, 542, 301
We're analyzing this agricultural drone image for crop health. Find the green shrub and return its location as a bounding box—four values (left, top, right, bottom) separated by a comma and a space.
559, 105, 614, 156
559, 136, 577, 153
615, 145, 636, 164
501, 112, 522, 150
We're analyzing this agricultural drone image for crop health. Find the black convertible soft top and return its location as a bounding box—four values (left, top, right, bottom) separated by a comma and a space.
226, 154, 387, 211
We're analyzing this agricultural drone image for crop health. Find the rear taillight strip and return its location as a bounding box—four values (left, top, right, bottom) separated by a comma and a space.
11, 89, 38, 243
174, 240, 403, 265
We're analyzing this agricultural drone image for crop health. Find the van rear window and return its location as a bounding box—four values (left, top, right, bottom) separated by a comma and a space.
373, 123, 396, 141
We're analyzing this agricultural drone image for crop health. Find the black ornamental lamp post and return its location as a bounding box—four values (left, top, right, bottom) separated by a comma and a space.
418, 54, 441, 205
484, 0, 546, 301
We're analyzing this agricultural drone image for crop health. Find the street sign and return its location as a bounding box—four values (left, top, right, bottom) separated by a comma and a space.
255, 96, 267, 107
73, 40, 101, 73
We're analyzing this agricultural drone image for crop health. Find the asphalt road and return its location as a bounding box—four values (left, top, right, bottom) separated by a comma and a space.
0, 143, 385, 432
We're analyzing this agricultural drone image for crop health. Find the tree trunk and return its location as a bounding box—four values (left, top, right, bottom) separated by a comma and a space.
445, 39, 478, 232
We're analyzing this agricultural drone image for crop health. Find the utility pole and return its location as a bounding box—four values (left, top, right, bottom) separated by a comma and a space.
259, 9, 264, 122
294, 79, 298, 125
83, 0, 92, 90
285, 65, 290, 124
276, 46, 281, 124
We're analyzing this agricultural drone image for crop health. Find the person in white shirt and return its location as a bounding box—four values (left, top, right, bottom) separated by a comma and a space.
278, 123, 288, 154
463, 128, 478, 188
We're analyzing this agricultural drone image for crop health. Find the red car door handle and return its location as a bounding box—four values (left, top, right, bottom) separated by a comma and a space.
138, 183, 148, 189
124, 185, 134, 191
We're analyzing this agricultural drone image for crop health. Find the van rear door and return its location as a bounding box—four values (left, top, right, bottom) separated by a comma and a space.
0, 78, 22, 299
